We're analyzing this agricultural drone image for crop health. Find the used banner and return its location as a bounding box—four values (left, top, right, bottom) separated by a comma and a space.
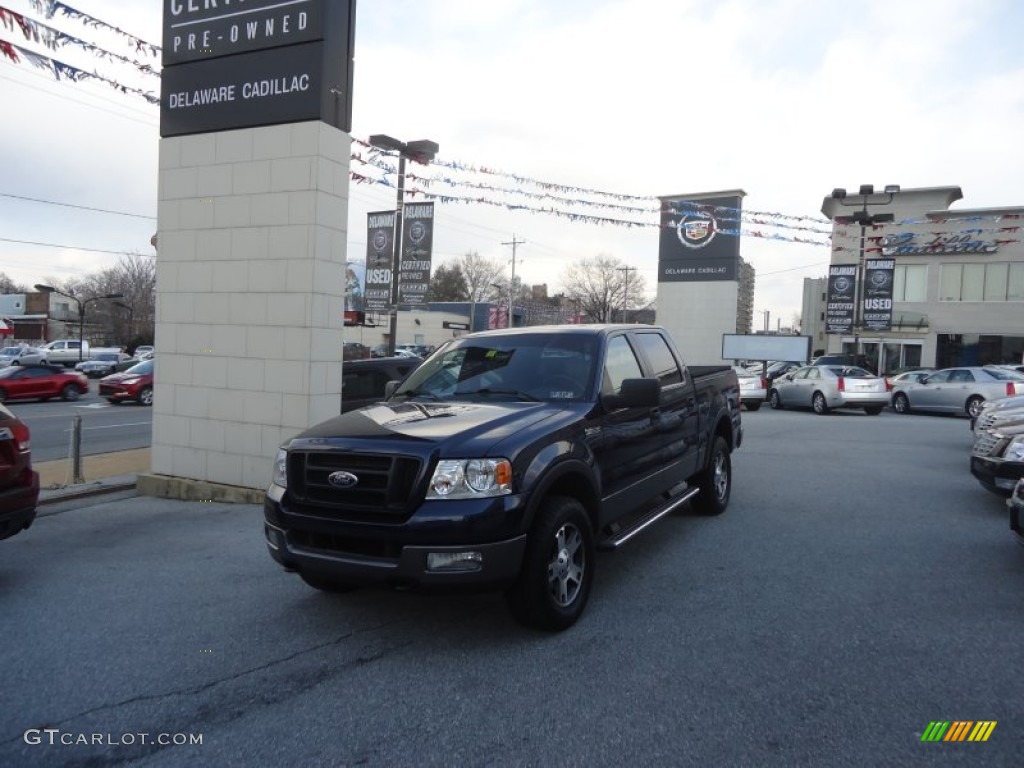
364, 211, 395, 311
398, 202, 434, 306
862, 258, 895, 332
825, 265, 857, 334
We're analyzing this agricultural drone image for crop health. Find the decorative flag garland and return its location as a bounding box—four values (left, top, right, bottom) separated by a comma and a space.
28, 0, 160, 57
0, 36, 159, 102
1, 5, 158, 76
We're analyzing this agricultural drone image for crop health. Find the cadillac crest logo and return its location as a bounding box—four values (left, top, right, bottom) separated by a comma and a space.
408, 220, 428, 245
676, 213, 718, 249
833, 276, 852, 294
372, 229, 389, 253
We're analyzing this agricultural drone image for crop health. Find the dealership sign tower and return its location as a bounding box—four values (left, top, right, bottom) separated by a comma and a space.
656, 190, 747, 364
141, 0, 356, 498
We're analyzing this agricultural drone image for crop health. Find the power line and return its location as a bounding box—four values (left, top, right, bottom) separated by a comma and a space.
0, 192, 155, 219
0, 237, 153, 256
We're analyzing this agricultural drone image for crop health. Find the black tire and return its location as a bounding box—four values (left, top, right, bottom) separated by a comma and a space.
10, 360, 18, 366
744, 400, 762, 412
506, 496, 594, 632
60, 384, 80, 402
892, 392, 910, 414
693, 435, 732, 516
864, 406, 883, 415
106, 398, 119, 404
965, 396, 984, 419
769, 389, 784, 409
812, 391, 830, 415
299, 573, 357, 593
137, 386, 153, 406
0, 388, 7, 404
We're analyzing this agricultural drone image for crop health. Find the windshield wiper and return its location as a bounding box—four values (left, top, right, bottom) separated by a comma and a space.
454, 388, 540, 402
397, 389, 442, 401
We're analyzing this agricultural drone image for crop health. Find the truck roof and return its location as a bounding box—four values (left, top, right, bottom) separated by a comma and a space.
461, 323, 660, 339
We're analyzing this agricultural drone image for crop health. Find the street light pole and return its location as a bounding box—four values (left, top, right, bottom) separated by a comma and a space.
368, 134, 439, 357
114, 301, 134, 347
34, 285, 124, 361
829, 185, 899, 362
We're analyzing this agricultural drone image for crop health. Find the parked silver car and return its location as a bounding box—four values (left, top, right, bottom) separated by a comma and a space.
891, 366, 1024, 418
768, 365, 889, 415
0, 346, 48, 368
732, 366, 766, 411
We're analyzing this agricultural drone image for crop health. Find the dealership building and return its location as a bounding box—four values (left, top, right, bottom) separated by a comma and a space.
815, 185, 1024, 373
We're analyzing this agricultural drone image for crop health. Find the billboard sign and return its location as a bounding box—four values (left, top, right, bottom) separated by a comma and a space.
364, 211, 396, 311
658, 193, 743, 282
862, 258, 895, 332
398, 203, 434, 306
825, 265, 857, 334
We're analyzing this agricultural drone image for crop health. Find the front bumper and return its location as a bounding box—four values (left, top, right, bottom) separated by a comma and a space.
99, 385, 137, 400
0, 471, 40, 542
1009, 481, 1024, 546
971, 455, 1024, 495
264, 483, 529, 591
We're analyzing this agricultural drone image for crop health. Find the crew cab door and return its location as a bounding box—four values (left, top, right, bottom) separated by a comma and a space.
590, 334, 666, 522
629, 330, 701, 482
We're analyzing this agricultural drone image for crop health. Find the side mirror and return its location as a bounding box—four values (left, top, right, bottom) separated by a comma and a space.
384, 380, 400, 398
602, 377, 660, 410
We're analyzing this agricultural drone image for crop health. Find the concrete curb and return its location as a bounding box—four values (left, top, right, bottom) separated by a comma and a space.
38, 474, 139, 506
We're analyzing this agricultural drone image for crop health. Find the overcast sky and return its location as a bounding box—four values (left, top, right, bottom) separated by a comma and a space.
2, 0, 1023, 329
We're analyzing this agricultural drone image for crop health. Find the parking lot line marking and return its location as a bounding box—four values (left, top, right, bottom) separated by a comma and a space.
62, 422, 151, 432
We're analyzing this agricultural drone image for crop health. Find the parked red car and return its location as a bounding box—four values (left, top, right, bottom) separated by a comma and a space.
99, 359, 154, 406
0, 364, 88, 403
0, 402, 38, 542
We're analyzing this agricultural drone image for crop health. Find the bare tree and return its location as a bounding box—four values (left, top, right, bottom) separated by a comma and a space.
0, 272, 29, 294
458, 251, 505, 303
561, 255, 648, 323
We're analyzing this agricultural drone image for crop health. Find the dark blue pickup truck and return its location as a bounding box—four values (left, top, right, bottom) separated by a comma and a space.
264, 325, 742, 630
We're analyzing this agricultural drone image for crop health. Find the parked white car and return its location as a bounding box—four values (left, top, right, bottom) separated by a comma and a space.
0, 345, 48, 367
769, 365, 890, 415
891, 366, 1024, 419
732, 366, 766, 411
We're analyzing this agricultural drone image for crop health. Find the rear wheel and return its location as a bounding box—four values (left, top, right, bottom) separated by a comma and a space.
892, 392, 910, 414
137, 386, 153, 406
965, 396, 984, 419
299, 573, 357, 593
506, 496, 594, 632
692, 435, 732, 516
812, 391, 830, 415
60, 384, 80, 401
769, 390, 784, 409
0, 388, 7, 404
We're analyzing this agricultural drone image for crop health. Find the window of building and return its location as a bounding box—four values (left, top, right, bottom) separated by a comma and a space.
893, 265, 927, 302
939, 264, 962, 301
936, 334, 1024, 368
961, 263, 985, 301
985, 263, 1008, 301
1009, 263, 1024, 301
938, 262, 1024, 302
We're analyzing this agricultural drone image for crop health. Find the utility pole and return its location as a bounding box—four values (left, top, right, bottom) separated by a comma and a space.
616, 266, 636, 322
502, 234, 525, 328
761, 309, 770, 333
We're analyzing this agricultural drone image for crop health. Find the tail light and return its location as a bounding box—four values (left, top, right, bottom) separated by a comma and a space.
837, 377, 846, 392
1008, 382, 1018, 396
886, 379, 892, 391
12, 421, 30, 452
760, 377, 767, 390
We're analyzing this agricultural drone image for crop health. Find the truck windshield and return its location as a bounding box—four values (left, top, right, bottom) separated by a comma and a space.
394, 334, 598, 402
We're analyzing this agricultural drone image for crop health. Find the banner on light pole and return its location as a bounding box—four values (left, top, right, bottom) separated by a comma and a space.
825, 265, 857, 335
862, 258, 895, 332
364, 210, 395, 311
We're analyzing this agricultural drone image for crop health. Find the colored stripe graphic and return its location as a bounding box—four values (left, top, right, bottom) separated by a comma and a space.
923, 721, 996, 742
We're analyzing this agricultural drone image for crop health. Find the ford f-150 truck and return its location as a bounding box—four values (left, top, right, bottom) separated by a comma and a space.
264, 325, 742, 630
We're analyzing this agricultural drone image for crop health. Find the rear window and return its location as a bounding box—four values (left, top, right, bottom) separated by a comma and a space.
984, 368, 1024, 381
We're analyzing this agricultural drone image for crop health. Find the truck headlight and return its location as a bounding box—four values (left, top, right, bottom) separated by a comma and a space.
426, 458, 512, 499
1004, 437, 1024, 462
272, 448, 288, 488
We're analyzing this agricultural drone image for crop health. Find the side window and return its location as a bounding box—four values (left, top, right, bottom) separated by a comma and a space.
926, 371, 950, 384
791, 368, 810, 379
602, 336, 643, 395
950, 370, 974, 383
632, 333, 683, 386
805, 368, 820, 380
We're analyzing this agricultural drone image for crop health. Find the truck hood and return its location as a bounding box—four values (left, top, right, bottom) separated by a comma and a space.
288, 400, 578, 456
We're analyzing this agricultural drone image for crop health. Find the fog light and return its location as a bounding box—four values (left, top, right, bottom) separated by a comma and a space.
996, 477, 1017, 490
427, 551, 483, 572
265, 524, 283, 551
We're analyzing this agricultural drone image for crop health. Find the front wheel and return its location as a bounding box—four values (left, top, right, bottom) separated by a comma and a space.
506, 496, 594, 632
812, 391, 830, 415
693, 435, 732, 516
60, 384, 80, 401
892, 392, 910, 414
966, 396, 984, 419
137, 386, 153, 406
769, 389, 784, 409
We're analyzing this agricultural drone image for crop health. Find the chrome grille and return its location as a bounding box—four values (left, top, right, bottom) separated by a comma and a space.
975, 412, 998, 432
288, 451, 422, 517
972, 432, 1004, 458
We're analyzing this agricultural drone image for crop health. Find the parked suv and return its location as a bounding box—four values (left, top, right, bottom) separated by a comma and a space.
0, 402, 38, 542
341, 356, 422, 413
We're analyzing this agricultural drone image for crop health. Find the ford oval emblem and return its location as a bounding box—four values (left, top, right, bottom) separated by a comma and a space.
327, 471, 359, 489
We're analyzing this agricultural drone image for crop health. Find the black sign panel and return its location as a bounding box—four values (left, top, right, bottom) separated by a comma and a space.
862, 258, 895, 332
160, 0, 355, 136
163, 0, 324, 66
826, 265, 857, 335
398, 203, 434, 306
364, 211, 396, 312
658, 194, 741, 282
